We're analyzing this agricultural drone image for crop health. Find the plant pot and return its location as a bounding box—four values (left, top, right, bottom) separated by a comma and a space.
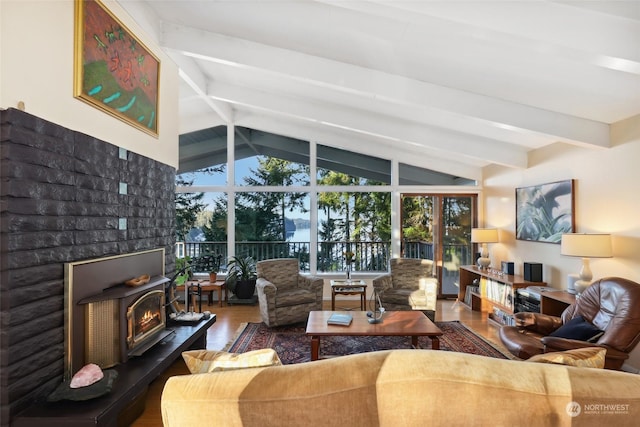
209, 272, 217, 282
234, 279, 257, 299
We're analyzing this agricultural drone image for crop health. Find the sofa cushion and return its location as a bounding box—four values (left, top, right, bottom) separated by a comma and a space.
380, 288, 434, 310
528, 347, 606, 369
181, 349, 282, 374
549, 315, 604, 342
381, 288, 416, 304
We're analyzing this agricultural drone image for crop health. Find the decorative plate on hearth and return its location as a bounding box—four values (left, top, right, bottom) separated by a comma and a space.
124, 274, 151, 287
47, 370, 118, 401
169, 311, 206, 323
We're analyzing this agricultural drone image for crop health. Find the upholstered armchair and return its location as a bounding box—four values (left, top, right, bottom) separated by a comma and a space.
372, 258, 438, 321
499, 277, 640, 370
256, 259, 324, 327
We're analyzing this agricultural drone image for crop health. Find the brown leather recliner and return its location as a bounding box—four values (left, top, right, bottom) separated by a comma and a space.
499, 277, 640, 370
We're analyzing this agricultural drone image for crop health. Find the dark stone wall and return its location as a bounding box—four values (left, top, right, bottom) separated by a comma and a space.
0, 108, 176, 425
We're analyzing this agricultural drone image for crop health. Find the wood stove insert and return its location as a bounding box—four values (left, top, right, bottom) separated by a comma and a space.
66, 249, 171, 377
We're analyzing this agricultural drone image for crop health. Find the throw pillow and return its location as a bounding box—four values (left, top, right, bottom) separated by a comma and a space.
528, 347, 606, 369
182, 348, 282, 374
549, 316, 604, 342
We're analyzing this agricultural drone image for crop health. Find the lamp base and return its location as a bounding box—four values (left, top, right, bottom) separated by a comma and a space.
574, 280, 591, 297
366, 311, 384, 324
477, 257, 491, 269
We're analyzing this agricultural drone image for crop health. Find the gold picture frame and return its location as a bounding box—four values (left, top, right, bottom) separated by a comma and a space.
74, 0, 160, 137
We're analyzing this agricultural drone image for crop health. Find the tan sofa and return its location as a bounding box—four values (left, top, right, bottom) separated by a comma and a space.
161, 349, 640, 426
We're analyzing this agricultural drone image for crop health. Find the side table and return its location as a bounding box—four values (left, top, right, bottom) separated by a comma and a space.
198, 280, 228, 308
178, 280, 228, 312
330, 280, 367, 311
540, 290, 576, 317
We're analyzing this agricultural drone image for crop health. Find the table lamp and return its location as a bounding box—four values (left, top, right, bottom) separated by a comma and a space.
471, 228, 499, 269
561, 233, 612, 296
367, 290, 385, 324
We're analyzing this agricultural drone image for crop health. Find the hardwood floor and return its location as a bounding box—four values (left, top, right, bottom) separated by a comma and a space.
131, 298, 507, 426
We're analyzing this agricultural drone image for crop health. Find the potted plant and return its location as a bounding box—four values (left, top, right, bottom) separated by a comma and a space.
207, 254, 223, 282
193, 253, 223, 282
225, 255, 257, 299
174, 256, 193, 286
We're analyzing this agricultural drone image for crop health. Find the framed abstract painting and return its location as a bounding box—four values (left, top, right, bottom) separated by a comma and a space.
74, 0, 160, 136
516, 179, 575, 243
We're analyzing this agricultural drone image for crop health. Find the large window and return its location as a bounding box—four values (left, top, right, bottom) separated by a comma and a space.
176, 127, 478, 277
235, 136, 310, 186
317, 191, 391, 273
317, 145, 390, 185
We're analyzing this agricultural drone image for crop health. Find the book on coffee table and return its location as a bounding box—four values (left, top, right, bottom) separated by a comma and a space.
327, 313, 353, 326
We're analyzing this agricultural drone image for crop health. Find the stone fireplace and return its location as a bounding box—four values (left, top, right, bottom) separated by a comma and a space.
0, 108, 176, 426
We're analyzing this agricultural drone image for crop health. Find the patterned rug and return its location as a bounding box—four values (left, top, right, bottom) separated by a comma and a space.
225, 320, 512, 364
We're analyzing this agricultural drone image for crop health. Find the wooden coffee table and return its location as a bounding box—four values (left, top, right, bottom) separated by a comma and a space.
305, 310, 443, 361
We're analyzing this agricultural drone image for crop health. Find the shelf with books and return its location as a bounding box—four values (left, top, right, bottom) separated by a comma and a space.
458, 265, 546, 326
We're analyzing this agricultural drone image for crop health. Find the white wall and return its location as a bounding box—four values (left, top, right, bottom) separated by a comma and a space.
483, 114, 640, 370
0, 0, 179, 168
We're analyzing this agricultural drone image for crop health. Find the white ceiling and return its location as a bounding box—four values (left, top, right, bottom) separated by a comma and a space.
119, 0, 640, 182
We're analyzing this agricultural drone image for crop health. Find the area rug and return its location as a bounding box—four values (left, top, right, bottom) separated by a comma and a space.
225, 321, 512, 364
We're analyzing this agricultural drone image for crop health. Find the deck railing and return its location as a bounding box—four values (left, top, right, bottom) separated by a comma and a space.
177, 240, 471, 274
179, 240, 390, 273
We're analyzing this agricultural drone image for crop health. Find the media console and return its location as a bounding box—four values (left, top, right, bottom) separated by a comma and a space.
539, 290, 576, 317
458, 265, 546, 326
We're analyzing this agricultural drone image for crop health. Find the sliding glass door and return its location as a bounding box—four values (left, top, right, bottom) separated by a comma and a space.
401, 194, 477, 297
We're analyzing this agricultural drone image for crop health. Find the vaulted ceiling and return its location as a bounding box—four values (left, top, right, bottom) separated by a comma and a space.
120, 0, 640, 183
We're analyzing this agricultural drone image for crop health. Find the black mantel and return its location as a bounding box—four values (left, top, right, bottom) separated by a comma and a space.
77, 276, 169, 305
12, 316, 216, 427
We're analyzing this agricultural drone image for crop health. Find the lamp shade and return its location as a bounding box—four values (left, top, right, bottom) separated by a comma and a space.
471, 228, 499, 243
561, 233, 612, 258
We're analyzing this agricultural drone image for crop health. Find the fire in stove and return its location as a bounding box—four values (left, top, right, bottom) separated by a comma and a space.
138, 310, 161, 334
126, 290, 166, 351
